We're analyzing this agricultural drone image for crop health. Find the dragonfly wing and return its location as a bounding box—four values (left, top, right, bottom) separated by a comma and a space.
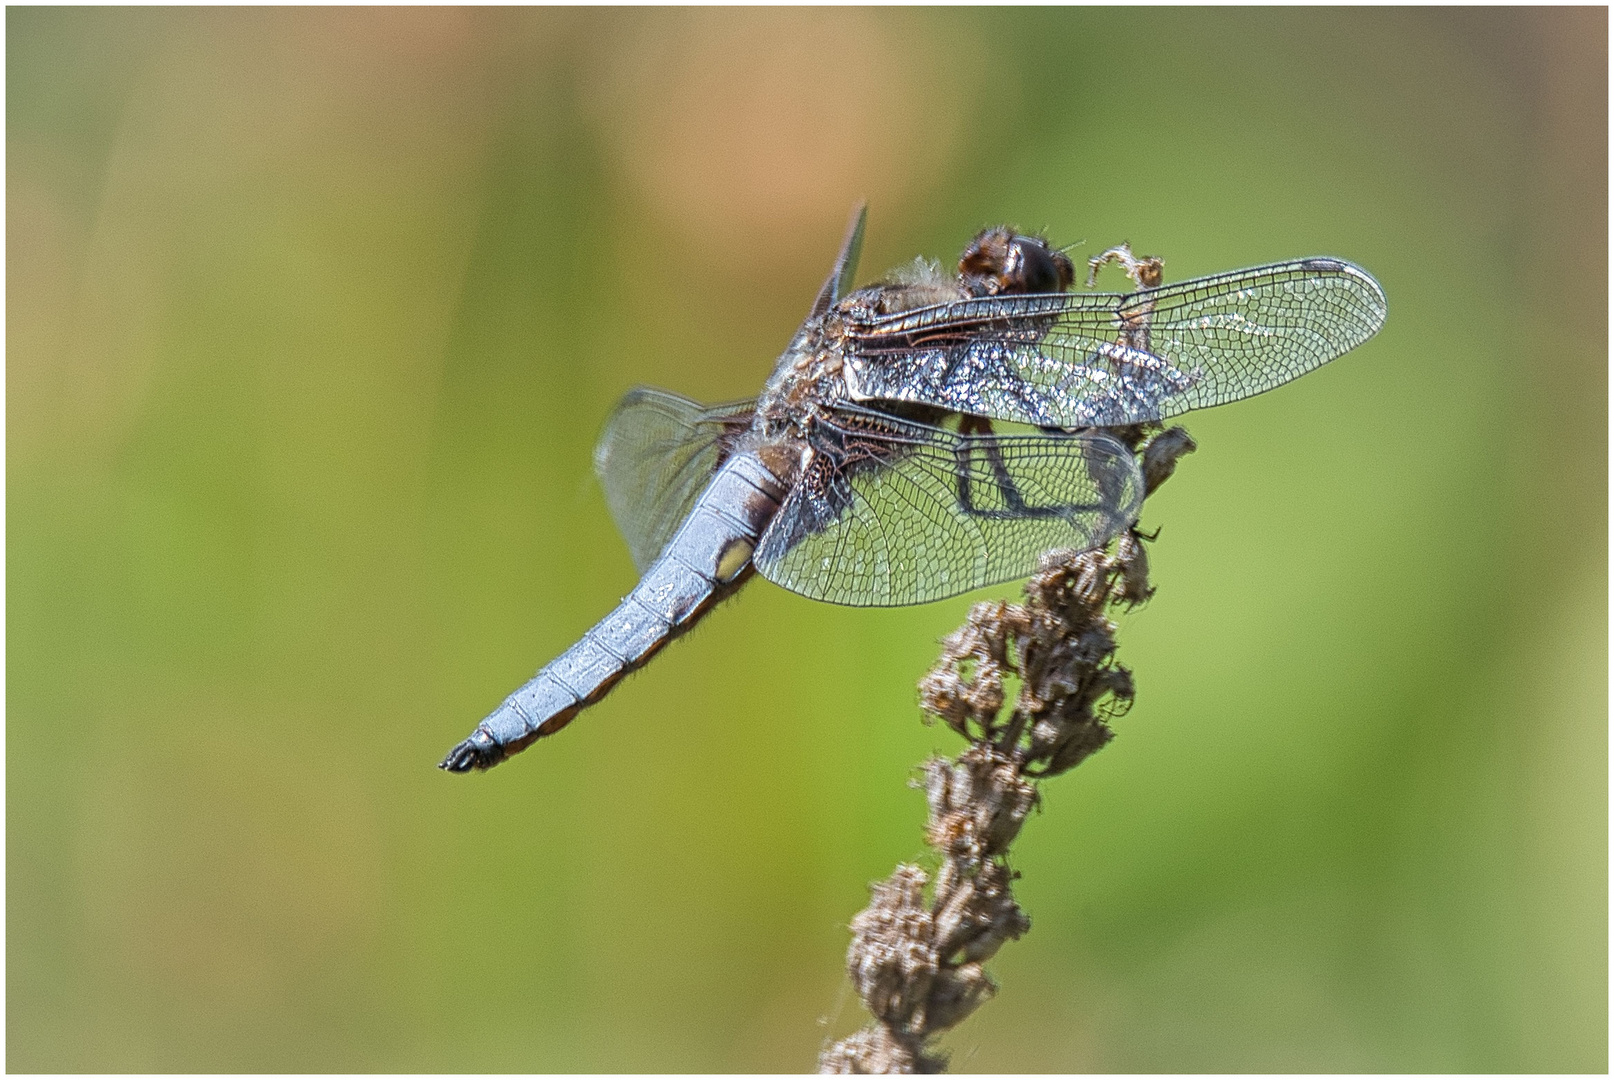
593, 387, 756, 572
753, 406, 1144, 607
808, 202, 868, 319
843, 258, 1386, 427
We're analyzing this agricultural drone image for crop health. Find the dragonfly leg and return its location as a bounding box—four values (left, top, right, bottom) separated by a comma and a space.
1087, 244, 1165, 358
954, 416, 1101, 522
1084, 243, 1163, 289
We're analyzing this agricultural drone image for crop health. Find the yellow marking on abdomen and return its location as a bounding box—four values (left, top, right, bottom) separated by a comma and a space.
716, 538, 754, 582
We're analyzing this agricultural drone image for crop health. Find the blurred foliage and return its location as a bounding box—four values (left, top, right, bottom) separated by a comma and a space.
7, 8, 1605, 1072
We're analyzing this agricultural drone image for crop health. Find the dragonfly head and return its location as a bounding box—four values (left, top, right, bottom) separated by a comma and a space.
959, 227, 1075, 297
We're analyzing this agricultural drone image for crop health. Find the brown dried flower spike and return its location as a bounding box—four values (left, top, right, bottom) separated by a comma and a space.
820, 424, 1195, 1074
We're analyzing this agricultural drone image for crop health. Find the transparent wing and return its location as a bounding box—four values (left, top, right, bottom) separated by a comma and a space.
754, 406, 1143, 607
843, 258, 1386, 427
592, 387, 755, 572
808, 201, 867, 318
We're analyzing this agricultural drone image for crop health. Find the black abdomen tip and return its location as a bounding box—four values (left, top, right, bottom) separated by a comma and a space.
439, 728, 504, 772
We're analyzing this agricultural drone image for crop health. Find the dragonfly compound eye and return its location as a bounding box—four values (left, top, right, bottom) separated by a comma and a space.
1009, 235, 1074, 295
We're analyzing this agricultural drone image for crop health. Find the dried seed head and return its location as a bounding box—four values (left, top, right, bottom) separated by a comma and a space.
1142, 425, 1197, 495
825, 422, 1193, 1073
1114, 529, 1155, 607
921, 962, 998, 1031
819, 1024, 940, 1074
846, 866, 939, 1033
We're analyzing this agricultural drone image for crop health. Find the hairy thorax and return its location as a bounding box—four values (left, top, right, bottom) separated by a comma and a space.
750, 229, 1076, 477
757, 261, 971, 435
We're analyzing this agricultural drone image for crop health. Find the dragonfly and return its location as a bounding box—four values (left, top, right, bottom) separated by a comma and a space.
441, 206, 1386, 772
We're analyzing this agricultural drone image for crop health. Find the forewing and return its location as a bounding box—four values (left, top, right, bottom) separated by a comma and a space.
808, 202, 868, 318
593, 387, 755, 572
843, 258, 1386, 427
753, 407, 1143, 607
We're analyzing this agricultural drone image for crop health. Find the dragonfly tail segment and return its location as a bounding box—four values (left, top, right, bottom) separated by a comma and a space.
441, 449, 789, 772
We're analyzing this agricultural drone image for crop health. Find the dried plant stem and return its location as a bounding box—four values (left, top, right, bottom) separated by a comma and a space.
819, 425, 1196, 1074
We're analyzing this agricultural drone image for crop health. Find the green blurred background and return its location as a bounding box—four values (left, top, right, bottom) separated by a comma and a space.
8, 8, 1606, 1072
